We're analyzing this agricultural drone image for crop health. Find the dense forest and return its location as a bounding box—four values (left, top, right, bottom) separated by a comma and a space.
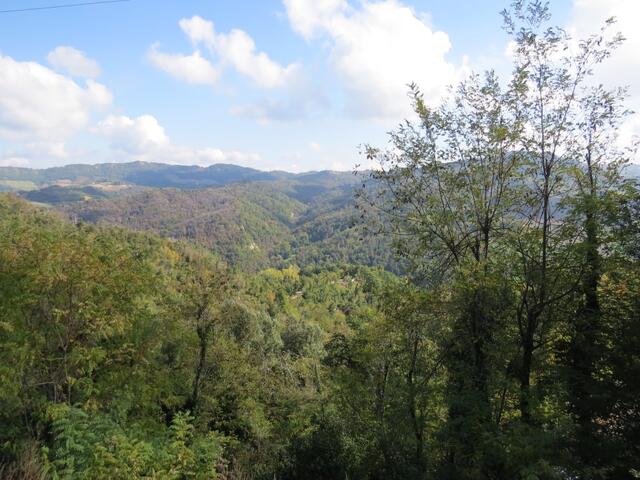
1, 2, 640, 479
56, 175, 395, 272
1, 163, 397, 272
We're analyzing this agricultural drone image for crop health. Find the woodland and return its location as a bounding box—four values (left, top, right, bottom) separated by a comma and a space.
1, 2, 639, 479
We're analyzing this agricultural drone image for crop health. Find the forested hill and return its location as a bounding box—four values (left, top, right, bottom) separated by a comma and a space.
0, 161, 334, 191
0, 193, 411, 479
4, 159, 636, 195
58, 176, 396, 272
5, 160, 638, 274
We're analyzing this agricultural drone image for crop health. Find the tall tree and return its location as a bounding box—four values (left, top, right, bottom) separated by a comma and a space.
502, 1, 625, 425
563, 82, 636, 475
360, 1, 635, 477
360, 70, 522, 478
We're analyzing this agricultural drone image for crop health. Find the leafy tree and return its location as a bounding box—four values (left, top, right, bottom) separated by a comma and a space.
359, 1, 638, 477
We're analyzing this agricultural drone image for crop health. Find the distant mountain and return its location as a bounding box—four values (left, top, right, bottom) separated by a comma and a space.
626, 163, 640, 179
63, 184, 304, 269
0, 161, 295, 191
4, 160, 637, 192
19, 185, 111, 204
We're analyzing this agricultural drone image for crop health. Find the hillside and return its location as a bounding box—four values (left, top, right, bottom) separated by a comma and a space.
59, 174, 398, 272
0, 162, 397, 271
18, 159, 638, 273
0, 161, 293, 192
63, 184, 305, 269
0, 193, 407, 479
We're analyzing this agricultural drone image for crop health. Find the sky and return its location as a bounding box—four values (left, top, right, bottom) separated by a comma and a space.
0, 0, 637, 172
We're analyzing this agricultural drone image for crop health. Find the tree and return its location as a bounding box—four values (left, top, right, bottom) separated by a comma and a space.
359, 1, 637, 477
501, 0, 627, 427
173, 246, 232, 416
360, 69, 522, 478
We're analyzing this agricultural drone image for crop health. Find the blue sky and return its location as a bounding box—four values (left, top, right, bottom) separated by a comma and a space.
0, 0, 636, 172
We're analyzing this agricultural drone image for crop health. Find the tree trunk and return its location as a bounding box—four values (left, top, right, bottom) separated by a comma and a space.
187, 325, 209, 414
519, 331, 534, 424
568, 148, 602, 464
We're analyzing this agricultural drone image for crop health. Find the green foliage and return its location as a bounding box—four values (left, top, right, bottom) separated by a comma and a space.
55, 174, 399, 273
0, 193, 410, 478
1, 3, 639, 479
43, 406, 224, 479
356, 1, 640, 478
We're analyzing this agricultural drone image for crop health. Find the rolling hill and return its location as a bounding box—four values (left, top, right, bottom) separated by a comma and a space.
53, 172, 397, 272
0, 161, 293, 192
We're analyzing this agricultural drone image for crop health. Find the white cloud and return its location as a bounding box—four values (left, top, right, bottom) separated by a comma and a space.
285, 0, 347, 39
568, 0, 640, 159
213, 28, 299, 88
97, 114, 262, 167
0, 155, 30, 167
568, 0, 640, 85
310, 141, 320, 151
151, 15, 299, 89
47, 46, 101, 78
148, 44, 219, 85
283, 0, 461, 120
98, 114, 169, 153
179, 15, 216, 46
0, 51, 267, 169
0, 52, 112, 152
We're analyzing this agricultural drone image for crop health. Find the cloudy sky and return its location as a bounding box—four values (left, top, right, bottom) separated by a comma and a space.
0, 0, 637, 171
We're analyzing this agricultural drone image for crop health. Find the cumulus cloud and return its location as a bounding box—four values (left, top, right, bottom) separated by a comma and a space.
47, 46, 102, 78
568, 0, 640, 86
148, 44, 219, 85
179, 15, 216, 46
284, 0, 348, 39
98, 114, 169, 153
0, 51, 257, 168
568, 0, 640, 159
97, 114, 262, 167
214, 29, 299, 88
151, 15, 299, 89
0, 52, 112, 151
283, 0, 461, 120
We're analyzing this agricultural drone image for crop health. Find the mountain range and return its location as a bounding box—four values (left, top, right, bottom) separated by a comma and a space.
3, 160, 637, 272
0, 161, 397, 272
